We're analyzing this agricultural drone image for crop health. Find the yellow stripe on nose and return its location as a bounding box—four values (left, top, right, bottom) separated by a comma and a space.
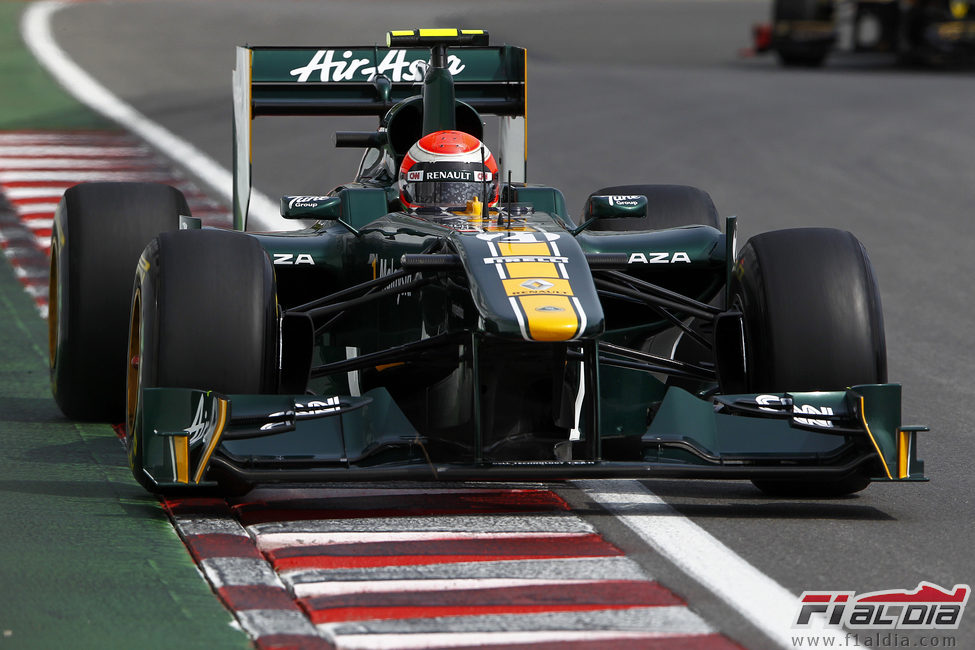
503, 278, 573, 296
497, 241, 551, 256
519, 295, 579, 341
504, 262, 559, 279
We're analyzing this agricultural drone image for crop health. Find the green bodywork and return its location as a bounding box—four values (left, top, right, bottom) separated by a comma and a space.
129, 30, 926, 491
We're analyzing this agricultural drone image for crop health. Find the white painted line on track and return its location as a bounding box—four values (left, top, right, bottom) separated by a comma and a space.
0, 170, 172, 183
173, 516, 251, 538
0, 157, 158, 169
21, 1, 286, 232
292, 577, 639, 599
257, 530, 596, 552
200, 557, 287, 589
0, 145, 151, 157
322, 605, 712, 634
9, 203, 58, 213
0, 133, 135, 145
335, 630, 712, 650
3, 187, 72, 200
21, 219, 53, 231
12, 266, 47, 280
576, 479, 858, 649
234, 609, 320, 638
249, 514, 595, 536
284, 556, 651, 585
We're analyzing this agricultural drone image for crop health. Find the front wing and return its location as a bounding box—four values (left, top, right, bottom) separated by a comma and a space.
130, 383, 926, 490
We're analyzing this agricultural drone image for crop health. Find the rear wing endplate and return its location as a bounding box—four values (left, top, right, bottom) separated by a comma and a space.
232, 43, 527, 230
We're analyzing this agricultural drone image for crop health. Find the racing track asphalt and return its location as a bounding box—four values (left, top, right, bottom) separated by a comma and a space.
26, 0, 975, 647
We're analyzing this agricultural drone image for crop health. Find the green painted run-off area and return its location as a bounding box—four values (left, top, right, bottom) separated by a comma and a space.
0, 2, 248, 647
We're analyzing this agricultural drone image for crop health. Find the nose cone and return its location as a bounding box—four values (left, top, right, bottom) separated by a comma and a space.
452, 225, 604, 342
512, 294, 586, 342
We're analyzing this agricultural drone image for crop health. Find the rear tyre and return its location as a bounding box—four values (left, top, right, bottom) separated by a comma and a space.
127, 229, 277, 495
731, 228, 887, 497
776, 49, 830, 68
584, 184, 719, 231
772, 0, 833, 67
49, 182, 187, 421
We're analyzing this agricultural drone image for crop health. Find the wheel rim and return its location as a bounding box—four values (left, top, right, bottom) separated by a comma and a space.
48, 245, 59, 369
125, 289, 142, 443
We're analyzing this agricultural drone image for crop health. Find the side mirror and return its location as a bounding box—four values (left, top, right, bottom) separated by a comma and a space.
585, 194, 648, 220
280, 195, 341, 220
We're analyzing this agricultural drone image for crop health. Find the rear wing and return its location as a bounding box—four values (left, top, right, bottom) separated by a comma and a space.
232, 40, 527, 230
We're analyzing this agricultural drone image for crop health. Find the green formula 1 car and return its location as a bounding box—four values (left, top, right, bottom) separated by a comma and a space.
49, 29, 926, 497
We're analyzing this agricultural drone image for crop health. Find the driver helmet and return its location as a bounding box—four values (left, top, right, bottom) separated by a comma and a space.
399, 130, 499, 211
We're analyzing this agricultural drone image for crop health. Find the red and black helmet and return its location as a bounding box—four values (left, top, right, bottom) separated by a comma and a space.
399, 130, 499, 210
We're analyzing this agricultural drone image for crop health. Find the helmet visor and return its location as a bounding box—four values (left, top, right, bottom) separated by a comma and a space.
402, 161, 496, 208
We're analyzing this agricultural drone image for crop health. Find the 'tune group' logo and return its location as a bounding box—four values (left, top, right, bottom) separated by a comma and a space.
794, 582, 969, 630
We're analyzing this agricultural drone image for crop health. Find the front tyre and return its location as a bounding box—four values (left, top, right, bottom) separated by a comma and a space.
127, 229, 277, 495
731, 228, 887, 497
50, 182, 186, 420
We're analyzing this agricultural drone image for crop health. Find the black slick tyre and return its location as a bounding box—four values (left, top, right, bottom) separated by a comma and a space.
731, 228, 887, 497
127, 229, 277, 495
49, 182, 187, 421
584, 184, 719, 231
776, 49, 829, 68
772, 0, 833, 67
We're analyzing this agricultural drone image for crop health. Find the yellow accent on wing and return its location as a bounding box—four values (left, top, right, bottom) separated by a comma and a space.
174, 436, 189, 484
193, 396, 229, 484
518, 295, 579, 341
859, 396, 893, 480
420, 28, 459, 38
386, 31, 410, 46
898, 429, 910, 479
390, 28, 485, 38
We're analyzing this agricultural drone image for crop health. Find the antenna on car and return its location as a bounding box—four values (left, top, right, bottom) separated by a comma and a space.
480, 143, 489, 221
506, 170, 513, 228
